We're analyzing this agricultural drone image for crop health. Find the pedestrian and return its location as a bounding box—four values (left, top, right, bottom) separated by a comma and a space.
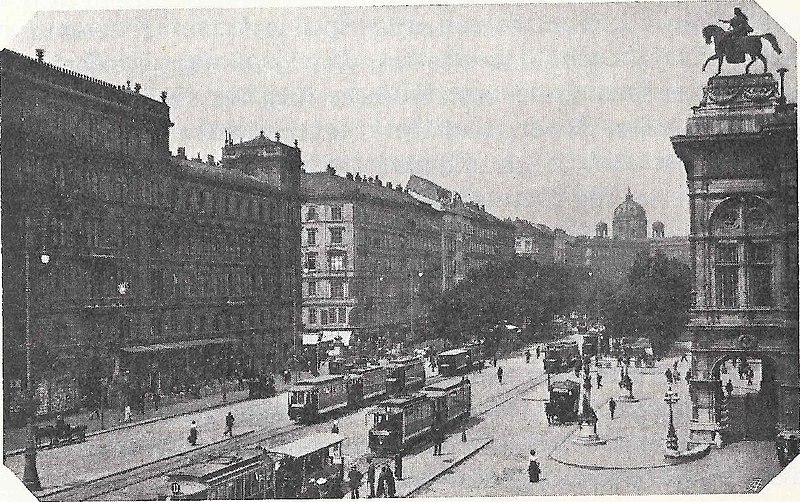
525, 350, 531, 364
492, 357, 497, 368
348, 464, 363, 499
385, 466, 396, 497
497, 366, 504, 384
188, 420, 198, 445
367, 459, 376, 498
609, 397, 616, 419
673, 360, 678, 372
123, 404, 132, 423
685, 370, 691, 382
223, 411, 235, 438
394, 452, 403, 479
619, 366, 625, 381
536, 346, 541, 359
376, 466, 388, 497
332, 420, 340, 434
153, 391, 160, 411
596, 373, 602, 389
665, 368, 673, 384
433, 424, 443, 455
747, 367, 754, 386
527, 449, 541, 483
725, 379, 734, 397
681, 352, 688, 363
713, 431, 724, 449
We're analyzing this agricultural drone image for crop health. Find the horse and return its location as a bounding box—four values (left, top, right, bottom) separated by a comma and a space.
702, 25, 782, 75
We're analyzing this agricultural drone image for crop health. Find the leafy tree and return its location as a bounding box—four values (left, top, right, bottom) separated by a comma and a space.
604, 252, 691, 356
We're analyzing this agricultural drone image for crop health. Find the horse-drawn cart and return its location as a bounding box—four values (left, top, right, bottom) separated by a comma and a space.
34, 419, 87, 448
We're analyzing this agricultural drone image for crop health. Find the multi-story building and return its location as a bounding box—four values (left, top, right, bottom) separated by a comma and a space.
300, 167, 442, 350
672, 72, 798, 446
512, 218, 555, 263
1, 49, 301, 419
406, 175, 515, 290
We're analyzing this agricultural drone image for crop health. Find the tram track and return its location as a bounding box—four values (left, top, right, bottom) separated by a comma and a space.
40, 369, 543, 501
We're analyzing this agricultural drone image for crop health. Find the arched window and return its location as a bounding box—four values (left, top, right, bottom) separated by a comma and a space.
709, 197, 775, 308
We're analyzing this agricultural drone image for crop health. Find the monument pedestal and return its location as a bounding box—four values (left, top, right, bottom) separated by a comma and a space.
572, 425, 607, 446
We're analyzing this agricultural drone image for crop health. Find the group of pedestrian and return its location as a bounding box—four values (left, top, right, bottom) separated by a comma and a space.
349, 460, 397, 498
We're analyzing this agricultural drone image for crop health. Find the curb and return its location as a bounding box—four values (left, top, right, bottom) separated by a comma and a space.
404, 438, 494, 497
5, 392, 274, 458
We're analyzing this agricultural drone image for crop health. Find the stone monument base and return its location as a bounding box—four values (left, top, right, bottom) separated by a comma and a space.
573, 428, 607, 446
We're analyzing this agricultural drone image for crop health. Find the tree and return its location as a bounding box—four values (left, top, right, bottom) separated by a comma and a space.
604, 252, 691, 356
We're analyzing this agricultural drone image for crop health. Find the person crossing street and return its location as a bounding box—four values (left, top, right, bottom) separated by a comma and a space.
223, 411, 235, 438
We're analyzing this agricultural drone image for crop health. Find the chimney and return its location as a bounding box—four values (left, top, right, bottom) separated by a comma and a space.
375, 175, 382, 187
368, 177, 374, 184
177, 147, 186, 160
326, 164, 336, 176
396, 184, 403, 191
134, 82, 141, 94
355, 173, 362, 182
346, 172, 354, 180
35, 49, 44, 63
387, 182, 393, 189
207, 154, 216, 166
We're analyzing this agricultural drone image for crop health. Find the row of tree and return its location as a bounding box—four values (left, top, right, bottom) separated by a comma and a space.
421, 252, 692, 357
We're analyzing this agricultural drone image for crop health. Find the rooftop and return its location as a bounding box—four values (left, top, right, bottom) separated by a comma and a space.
302, 169, 435, 210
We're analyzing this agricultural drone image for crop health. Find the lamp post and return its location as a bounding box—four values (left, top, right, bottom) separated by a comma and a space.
664, 385, 680, 451
23, 215, 48, 492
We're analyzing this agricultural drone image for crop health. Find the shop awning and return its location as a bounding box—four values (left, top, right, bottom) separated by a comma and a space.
121, 337, 240, 354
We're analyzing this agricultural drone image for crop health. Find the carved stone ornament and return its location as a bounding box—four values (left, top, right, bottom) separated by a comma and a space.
700, 74, 778, 107
738, 334, 757, 349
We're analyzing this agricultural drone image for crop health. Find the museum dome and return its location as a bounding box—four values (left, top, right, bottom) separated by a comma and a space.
614, 187, 646, 219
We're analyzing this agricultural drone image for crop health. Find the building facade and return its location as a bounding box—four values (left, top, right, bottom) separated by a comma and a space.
671, 72, 798, 446
512, 219, 555, 263
406, 174, 515, 291
1, 49, 300, 419
612, 188, 648, 240
300, 168, 442, 351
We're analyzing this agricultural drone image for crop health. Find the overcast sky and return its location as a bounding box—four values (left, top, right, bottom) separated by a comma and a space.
8, 1, 797, 236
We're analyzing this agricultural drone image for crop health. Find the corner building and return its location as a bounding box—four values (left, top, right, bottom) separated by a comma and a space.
672, 73, 798, 446
1, 50, 301, 419
301, 168, 442, 350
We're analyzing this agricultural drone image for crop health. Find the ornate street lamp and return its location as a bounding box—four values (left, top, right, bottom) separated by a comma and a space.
23, 215, 48, 492
664, 385, 680, 451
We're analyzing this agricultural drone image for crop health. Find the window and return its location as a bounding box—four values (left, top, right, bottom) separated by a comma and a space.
305, 252, 317, 270
749, 242, 772, 307
715, 244, 738, 308
306, 206, 317, 221
330, 227, 344, 244
331, 280, 345, 298
320, 309, 329, 325
331, 205, 343, 221
307, 280, 317, 297
308, 309, 317, 325
307, 228, 317, 246
338, 307, 347, 325
329, 252, 347, 271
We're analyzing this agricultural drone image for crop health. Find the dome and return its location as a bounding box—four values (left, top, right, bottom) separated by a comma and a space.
613, 187, 646, 219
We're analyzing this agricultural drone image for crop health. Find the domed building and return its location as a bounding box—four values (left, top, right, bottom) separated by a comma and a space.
612, 188, 648, 240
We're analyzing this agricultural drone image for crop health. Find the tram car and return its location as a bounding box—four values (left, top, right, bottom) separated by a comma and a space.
543, 340, 579, 374
464, 341, 486, 371
386, 356, 426, 396
288, 375, 349, 423
164, 447, 273, 500
346, 365, 388, 407
437, 348, 470, 376
368, 377, 471, 454
269, 433, 346, 499
544, 379, 580, 425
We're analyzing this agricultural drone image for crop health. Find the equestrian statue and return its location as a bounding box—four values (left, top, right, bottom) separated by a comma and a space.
702, 7, 782, 75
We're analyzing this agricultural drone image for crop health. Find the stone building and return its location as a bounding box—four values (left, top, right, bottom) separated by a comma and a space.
613, 187, 648, 240
300, 168, 442, 350
511, 219, 555, 263
671, 72, 798, 445
1, 49, 301, 419
406, 174, 515, 290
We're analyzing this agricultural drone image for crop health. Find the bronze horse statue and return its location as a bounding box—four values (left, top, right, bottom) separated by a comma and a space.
702, 25, 782, 75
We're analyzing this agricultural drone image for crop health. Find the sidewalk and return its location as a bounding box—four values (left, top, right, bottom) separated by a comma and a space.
344, 434, 493, 499
3, 373, 296, 454
549, 358, 695, 470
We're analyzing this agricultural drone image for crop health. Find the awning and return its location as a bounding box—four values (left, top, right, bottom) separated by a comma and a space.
302, 331, 352, 346
121, 337, 240, 354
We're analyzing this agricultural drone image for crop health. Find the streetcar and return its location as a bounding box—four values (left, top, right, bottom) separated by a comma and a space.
269, 433, 346, 499
544, 379, 580, 425
288, 375, 349, 423
164, 447, 272, 500
346, 365, 387, 407
386, 356, 426, 396
437, 348, 470, 376
464, 341, 486, 371
544, 340, 580, 374
368, 377, 471, 454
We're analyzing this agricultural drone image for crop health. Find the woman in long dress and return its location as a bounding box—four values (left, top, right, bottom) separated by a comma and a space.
528, 449, 541, 483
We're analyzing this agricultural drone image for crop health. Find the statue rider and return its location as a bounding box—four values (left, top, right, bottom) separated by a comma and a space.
719, 7, 753, 51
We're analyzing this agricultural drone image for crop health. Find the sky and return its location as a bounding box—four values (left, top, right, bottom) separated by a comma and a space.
5, 1, 797, 237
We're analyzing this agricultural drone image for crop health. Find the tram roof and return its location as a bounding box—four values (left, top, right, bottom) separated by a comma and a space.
389, 356, 422, 365
438, 348, 468, 356
268, 433, 345, 458
292, 374, 345, 388
423, 377, 468, 392
170, 447, 264, 480
550, 379, 580, 390
377, 394, 426, 407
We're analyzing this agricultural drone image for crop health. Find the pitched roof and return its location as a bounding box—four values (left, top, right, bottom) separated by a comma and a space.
302, 171, 436, 210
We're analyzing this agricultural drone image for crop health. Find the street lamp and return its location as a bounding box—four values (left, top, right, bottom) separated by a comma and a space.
664, 385, 680, 451
23, 215, 47, 492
